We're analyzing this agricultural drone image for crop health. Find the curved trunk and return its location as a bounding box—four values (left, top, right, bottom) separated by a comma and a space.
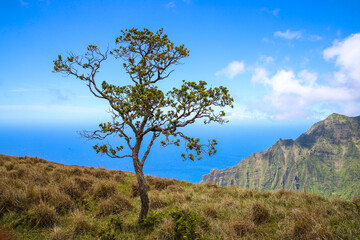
134, 159, 149, 224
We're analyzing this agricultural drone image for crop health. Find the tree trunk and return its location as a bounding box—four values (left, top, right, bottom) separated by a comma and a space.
133, 155, 149, 224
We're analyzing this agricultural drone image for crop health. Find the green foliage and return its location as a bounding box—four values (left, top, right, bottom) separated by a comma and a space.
170, 209, 209, 240
98, 215, 124, 240
202, 114, 360, 200
53, 27, 233, 223
142, 209, 209, 240
53, 27, 233, 161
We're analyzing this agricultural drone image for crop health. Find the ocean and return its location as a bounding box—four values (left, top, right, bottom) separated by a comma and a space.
0, 121, 313, 183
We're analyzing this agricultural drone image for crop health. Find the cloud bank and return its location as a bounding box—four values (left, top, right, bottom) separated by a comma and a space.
249, 33, 360, 120
216, 61, 245, 79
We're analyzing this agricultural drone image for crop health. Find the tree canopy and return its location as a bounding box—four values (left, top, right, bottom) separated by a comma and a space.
53, 28, 233, 222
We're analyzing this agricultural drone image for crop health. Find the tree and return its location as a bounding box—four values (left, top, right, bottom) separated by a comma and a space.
53, 28, 233, 223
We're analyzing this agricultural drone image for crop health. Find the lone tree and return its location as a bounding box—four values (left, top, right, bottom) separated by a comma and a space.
53, 28, 233, 223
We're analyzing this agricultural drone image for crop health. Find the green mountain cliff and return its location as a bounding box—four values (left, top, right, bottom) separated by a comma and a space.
201, 113, 360, 199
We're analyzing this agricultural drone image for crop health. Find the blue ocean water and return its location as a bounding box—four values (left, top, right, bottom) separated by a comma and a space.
0, 122, 313, 183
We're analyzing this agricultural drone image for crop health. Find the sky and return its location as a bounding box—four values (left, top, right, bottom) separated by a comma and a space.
1, 0, 360, 125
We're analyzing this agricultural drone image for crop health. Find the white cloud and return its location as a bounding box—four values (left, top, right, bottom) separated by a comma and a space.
260, 8, 280, 16
274, 29, 302, 40
251, 67, 269, 84
251, 67, 357, 120
323, 33, 360, 88
224, 107, 268, 121
216, 61, 245, 79
166, 1, 175, 8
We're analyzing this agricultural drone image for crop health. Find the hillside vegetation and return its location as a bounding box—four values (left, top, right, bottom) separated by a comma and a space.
0, 154, 359, 239
201, 113, 360, 199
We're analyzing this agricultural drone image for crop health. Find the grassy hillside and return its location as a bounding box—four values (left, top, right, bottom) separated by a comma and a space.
201, 114, 360, 199
0, 154, 359, 240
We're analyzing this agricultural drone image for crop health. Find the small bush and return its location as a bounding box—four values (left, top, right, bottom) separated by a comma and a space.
142, 209, 210, 239
97, 215, 124, 240
170, 209, 209, 239
141, 210, 164, 229
251, 202, 270, 224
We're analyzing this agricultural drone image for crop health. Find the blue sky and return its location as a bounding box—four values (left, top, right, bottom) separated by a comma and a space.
1, 0, 360, 125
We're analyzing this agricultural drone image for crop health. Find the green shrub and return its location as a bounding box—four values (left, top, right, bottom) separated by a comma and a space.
97, 215, 124, 240
170, 209, 209, 240
142, 209, 209, 240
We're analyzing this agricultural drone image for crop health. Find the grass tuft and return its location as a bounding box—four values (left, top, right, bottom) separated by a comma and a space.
251, 202, 270, 225
27, 201, 58, 228
96, 193, 133, 217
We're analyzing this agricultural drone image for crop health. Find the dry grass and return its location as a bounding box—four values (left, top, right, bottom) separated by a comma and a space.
149, 193, 169, 210
251, 202, 270, 225
96, 193, 133, 217
27, 201, 58, 228
0, 154, 359, 240
91, 180, 117, 199
71, 209, 94, 237
231, 220, 255, 237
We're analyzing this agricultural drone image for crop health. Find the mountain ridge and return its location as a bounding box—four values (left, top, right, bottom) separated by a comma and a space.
201, 113, 360, 199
